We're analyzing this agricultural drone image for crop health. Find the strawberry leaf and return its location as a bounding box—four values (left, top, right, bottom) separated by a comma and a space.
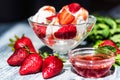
38, 50, 66, 63
113, 54, 120, 67
116, 54, 120, 60
116, 42, 120, 48
95, 47, 115, 58
38, 51, 50, 59
8, 35, 20, 51
53, 53, 66, 63
42, 52, 50, 59
14, 35, 20, 40
99, 46, 116, 53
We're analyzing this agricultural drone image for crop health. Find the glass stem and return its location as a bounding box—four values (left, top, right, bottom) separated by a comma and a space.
53, 50, 68, 59
53, 50, 71, 69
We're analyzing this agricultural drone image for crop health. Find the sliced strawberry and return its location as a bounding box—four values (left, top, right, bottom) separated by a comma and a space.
7, 48, 29, 66
68, 2, 81, 13
58, 8, 75, 25
46, 14, 57, 22
33, 25, 47, 38
42, 55, 63, 79
44, 34, 56, 46
87, 23, 94, 33
19, 53, 43, 75
54, 24, 77, 39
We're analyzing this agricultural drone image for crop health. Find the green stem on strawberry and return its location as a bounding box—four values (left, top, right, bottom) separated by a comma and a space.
8, 35, 20, 51
42, 52, 50, 59
38, 50, 66, 63
14, 35, 20, 40
53, 53, 66, 63
24, 46, 34, 54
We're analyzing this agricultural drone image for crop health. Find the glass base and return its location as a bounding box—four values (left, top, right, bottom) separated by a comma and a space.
71, 66, 115, 79
63, 60, 71, 69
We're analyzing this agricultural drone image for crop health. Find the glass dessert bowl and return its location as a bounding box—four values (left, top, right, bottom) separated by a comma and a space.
28, 15, 96, 59
68, 48, 115, 78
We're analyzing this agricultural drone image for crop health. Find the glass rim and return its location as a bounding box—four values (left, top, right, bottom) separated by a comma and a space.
68, 47, 115, 63
28, 15, 96, 26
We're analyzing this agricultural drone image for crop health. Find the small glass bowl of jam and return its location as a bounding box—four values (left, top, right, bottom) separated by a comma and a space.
68, 48, 115, 78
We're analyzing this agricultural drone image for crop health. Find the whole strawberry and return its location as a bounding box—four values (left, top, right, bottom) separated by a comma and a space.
14, 36, 37, 53
99, 40, 118, 48
42, 55, 63, 79
7, 35, 37, 66
99, 40, 120, 54
7, 48, 29, 66
19, 53, 43, 75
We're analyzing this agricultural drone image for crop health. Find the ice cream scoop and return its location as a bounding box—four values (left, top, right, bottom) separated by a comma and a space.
32, 5, 56, 24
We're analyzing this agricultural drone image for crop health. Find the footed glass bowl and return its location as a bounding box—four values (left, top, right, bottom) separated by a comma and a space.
28, 15, 96, 59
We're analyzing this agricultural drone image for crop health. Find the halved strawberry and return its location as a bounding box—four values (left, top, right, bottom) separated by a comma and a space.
68, 2, 81, 13
44, 34, 56, 46
58, 8, 75, 25
42, 55, 63, 79
54, 24, 77, 39
33, 24, 47, 38
19, 53, 43, 75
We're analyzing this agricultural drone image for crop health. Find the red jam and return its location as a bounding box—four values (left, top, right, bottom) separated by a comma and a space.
70, 54, 115, 78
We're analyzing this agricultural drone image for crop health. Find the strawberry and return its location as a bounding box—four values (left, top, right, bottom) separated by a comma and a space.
42, 55, 63, 79
7, 48, 29, 66
99, 40, 120, 54
58, 8, 75, 25
46, 14, 57, 22
19, 53, 43, 75
33, 25, 47, 38
99, 40, 118, 49
7, 35, 37, 66
117, 49, 120, 54
54, 24, 77, 39
45, 34, 56, 46
13, 35, 37, 53
68, 2, 81, 13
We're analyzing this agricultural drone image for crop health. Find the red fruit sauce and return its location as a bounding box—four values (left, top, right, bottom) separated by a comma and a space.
70, 54, 115, 78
